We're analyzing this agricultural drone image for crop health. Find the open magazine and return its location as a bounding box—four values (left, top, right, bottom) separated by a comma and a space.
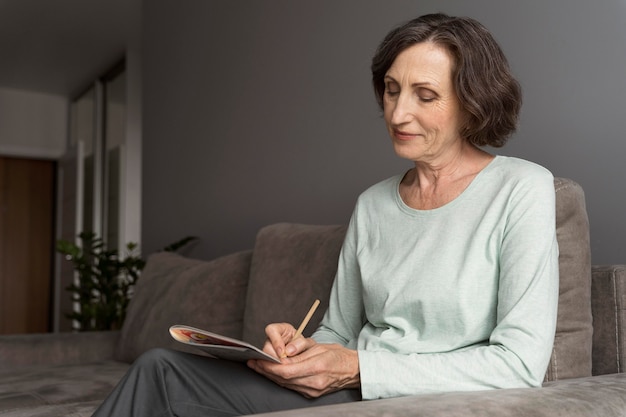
169, 325, 281, 363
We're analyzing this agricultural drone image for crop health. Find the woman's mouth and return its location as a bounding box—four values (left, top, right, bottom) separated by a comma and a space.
393, 129, 418, 141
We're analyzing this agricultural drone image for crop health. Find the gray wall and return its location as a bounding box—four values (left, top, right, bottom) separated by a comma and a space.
142, 0, 626, 265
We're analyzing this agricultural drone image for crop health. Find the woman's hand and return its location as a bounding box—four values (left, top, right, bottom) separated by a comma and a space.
261, 322, 298, 359
248, 324, 360, 398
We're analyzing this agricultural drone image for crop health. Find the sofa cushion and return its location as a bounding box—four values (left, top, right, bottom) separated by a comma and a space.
114, 250, 252, 363
0, 401, 101, 417
544, 177, 593, 381
242, 223, 347, 348
0, 360, 128, 415
249, 373, 626, 417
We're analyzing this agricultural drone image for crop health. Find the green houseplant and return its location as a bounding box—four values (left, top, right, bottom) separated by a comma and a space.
57, 232, 196, 331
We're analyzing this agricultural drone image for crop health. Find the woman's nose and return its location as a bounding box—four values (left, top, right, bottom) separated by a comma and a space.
389, 94, 413, 125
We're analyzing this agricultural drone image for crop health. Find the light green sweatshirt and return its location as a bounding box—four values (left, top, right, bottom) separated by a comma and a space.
312, 156, 559, 400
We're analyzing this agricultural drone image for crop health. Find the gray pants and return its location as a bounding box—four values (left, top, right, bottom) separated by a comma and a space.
92, 348, 361, 417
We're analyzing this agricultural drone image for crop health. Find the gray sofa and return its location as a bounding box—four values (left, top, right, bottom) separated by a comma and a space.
0, 177, 624, 417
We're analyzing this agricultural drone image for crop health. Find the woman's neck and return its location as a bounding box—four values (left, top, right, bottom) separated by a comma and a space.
400, 145, 494, 210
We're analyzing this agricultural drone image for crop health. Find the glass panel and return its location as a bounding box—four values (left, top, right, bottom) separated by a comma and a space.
104, 70, 126, 250
70, 87, 96, 235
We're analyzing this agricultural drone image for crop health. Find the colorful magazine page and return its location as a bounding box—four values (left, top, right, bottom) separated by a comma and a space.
169, 325, 281, 363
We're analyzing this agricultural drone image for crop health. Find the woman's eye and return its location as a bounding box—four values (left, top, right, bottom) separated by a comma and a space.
418, 89, 437, 103
385, 89, 399, 97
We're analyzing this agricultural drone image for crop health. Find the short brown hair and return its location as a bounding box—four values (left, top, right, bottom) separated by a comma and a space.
371, 13, 521, 147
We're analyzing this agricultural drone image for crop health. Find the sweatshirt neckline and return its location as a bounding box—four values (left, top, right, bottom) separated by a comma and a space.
394, 155, 501, 216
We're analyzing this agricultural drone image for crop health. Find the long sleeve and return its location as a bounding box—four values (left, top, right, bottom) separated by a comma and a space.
312, 156, 559, 399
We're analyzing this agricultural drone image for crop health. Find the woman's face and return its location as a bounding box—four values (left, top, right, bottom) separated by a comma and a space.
383, 42, 466, 165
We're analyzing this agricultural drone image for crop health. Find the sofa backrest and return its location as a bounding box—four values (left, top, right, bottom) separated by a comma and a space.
242, 177, 593, 382
113, 176, 594, 379
242, 223, 347, 347
591, 265, 626, 375
114, 250, 253, 363
545, 177, 593, 380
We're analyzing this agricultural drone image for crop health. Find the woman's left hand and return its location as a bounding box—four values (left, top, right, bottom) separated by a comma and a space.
247, 337, 360, 398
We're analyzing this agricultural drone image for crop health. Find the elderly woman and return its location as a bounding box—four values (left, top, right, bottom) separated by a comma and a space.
93, 13, 558, 417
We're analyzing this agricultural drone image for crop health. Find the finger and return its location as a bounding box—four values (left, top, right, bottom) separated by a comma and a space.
284, 336, 316, 357
264, 323, 295, 359
260, 339, 279, 358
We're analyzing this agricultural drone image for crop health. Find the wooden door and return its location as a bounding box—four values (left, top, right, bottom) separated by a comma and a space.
0, 156, 55, 334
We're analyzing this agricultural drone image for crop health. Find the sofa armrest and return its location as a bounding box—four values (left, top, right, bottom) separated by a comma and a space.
591, 264, 626, 375
0, 330, 120, 370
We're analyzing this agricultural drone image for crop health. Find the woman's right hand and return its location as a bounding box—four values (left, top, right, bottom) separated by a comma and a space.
250, 332, 360, 398
263, 322, 299, 359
